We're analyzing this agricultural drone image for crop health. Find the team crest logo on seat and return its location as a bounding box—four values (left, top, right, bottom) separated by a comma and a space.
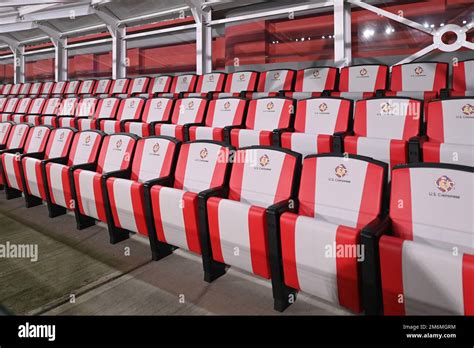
436, 175, 454, 193
239, 73, 246, 81
156, 100, 162, 109
18, 128, 23, 135
182, 77, 188, 84
59, 132, 65, 140
259, 154, 270, 167
200, 147, 208, 159
319, 103, 328, 112
106, 100, 112, 107
312, 69, 320, 78
462, 104, 474, 116
266, 101, 274, 110
380, 102, 395, 114
116, 139, 123, 149
1, 125, 6, 132
129, 100, 135, 108
414, 66, 424, 75
208, 75, 214, 82
37, 129, 42, 137
335, 164, 347, 178
158, 78, 164, 85
85, 135, 91, 144
153, 142, 160, 153
188, 101, 194, 109
273, 72, 280, 80
360, 68, 368, 76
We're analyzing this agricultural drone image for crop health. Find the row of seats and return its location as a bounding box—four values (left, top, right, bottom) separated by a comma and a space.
1, 94, 472, 168
0, 126, 472, 315
1, 60, 472, 101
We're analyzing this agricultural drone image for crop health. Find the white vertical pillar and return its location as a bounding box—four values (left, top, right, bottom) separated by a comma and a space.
55, 37, 68, 82
111, 26, 127, 79
13, 45, 25, 83
334, 0, 352, 67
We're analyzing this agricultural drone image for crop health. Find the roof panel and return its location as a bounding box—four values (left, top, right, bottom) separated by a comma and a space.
104, 0, 188, 20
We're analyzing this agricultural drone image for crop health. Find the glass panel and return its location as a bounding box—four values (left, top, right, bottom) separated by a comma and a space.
68, 50, 112, 79
25, 58, 54, 82
0, 61, 14, 83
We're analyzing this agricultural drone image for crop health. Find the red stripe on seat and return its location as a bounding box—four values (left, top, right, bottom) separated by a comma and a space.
131, 182, 147, 236
93, 173, 106, 222
130, 140, 145, 181
357, 163, 383, 228
107, 178, 121, 227
433, 63, 448, 92
183, 192, 201, 254
280, 212, 300, 289
379, 236, 405, 315
150, 186, 166, 243
274, 154, 296, 204
173, 144, 190, 190
402, 100, 421, 140
207, 197, 224, 263
453, 62, 466, 91
209, 146, 228, 188
205, 101, 217, 126
228, 149, 246, 201
422, 142, 441, 163
375, 66, 388, 90
62, 166, 73, 209
298, 156, 317, 217
316, 134, 332, 153
353, 100, 367, 136
335, 100, 351, 132
389, 139, 407, 169
462, 253, 474, 315
259, 131, 272, 145
339, 68, 349, 92
343, 135, 358, 156
294, 100, 307, 132
280, 132, 292, 150
248, 205, 270, 279
426, 101, 444, 143
390, 167, 413, 240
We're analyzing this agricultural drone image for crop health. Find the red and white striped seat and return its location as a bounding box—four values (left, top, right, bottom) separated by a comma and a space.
158, 74, 198, 98
249, 69, 295, 99
40, 98, 62, 127
344, 97, 421, 169
284, 67, 338, 100
279, 154, 386, 313
24, 98, 47, 126
184, 73, 226, 98
188, 98, 247, 142
0, 97, 20, 122
279, 97, 351, 157
378, 164, 474, 315
29, 82, 43, 97
1, 84, 13, 96
59, 98, 97, 128
206, 147, 299, 281
10, 84, 21, 96
128, 77, 150, 97
451, 59, 474, 97
52, 81, 67, 96
141, 76, 173, 98
1, 125, 50, 197
213, 71, 259, 99
106, 136, 179, 238
123, 98, 174, 137
72, 133, 137, 226
98, 97, 145, 134
110, 78, 130, 97
21, 128, 75, 205
148, 140, 230, 255
230, 97, 294, 147
44, 130, 103, 215
0, 98, 8, 112
19, 83, 32, 96
55, 98, 79, 128
65, 81, 81, 96
78, 80, 96, 96
94, 79, 112, 97
10, 97, 33, 123
422, 98, 474, 166
0, 122, 14, 149
77, 97, 120, 131
154, 97, 207, 141
40, 82, 54, 97
331, 65, 388, 101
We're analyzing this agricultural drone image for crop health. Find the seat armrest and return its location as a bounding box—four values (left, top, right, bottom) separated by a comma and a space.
143, 176, 174, 190
119, 119, 140, 132
197, 185, 229, 203
321, 89, 333, 97
69, 162, 96, 173
42, 156, 68, 166
20, 151, 44, 160
0, 147, 22, 155
272, 128, 294, 147
102, 169, 131, 181
439, 88, 451, 99
149, 120, 170, 129
183, 122, 205, 141
223, 125, 244, 144
0, 144, 6, 151
375, 89, 386, 98
333, 130, 354, 154
408, 135, 428, 163
360, 215, 391, 316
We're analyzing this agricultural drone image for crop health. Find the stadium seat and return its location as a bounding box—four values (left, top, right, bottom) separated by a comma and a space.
29, 82, 43, 97
71, 133, 137, 229
94, 79, 112, 97
24, 98, 47, 126
128, 77, 150, 97
20, 127, 76, 207
78, 80, 96, 96
1, 84, 12, 96
123, 97, 174, 137
248, 69, 296, 99
98, 97, 145, 134
159, 74, 198, 98
331, 65, 389, 101
77, 97, 120, 131
145, 140, 231, 259
10, 83, 21, 96
1, 125, 51, 200
104, 136, 180, 245
54, 98, 79, 128
0, 97, 20, 122
283, 67, 338, 100
0, 122, 14, 150
364, 163, 474, 315
59, 97, 97, 128
230, 97, 294, 147
451, 59, 474, 97
143, 75, 173, 98
277, 97, 352, 157
188, 97, 247, 142
10, 97, 33, 123
40, 97, 62, 127
184, 72, 226, 98
344, 97, 422, 170
44, 130, 104, 217
40, 81, 54, 96
65, 81, 81, 96
52, 81, 67, 96
202, 146, 300, 288
0, 97, 7, 112
154, 97, 208, 141
19, 83, 32, 96
419, 98, 474, 166
211, 71, 259, 99
110, 78, 130, 97
273, 154, 387, 312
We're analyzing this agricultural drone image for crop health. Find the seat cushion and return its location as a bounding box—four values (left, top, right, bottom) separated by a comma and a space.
124, 122, 151, 137
154, 124, 185, 141
25, 115, 41, 126
22, 157, 46, 199
99, 120, 121, 134
74, 169, 106, 221
280, 212, 362, 312
2, 152, 23, 190
230, 129, 273, 148
11, 114, 26, 123
77, 118, 96, 131
45, 162, 73, 209
150, 186, 201, 254
188, 126, 224, 141
207, 197, 270, 279
423, 142, 474, 167
280, 132, 332, 158
58, 117, 75, 128
42, 116, 58, 127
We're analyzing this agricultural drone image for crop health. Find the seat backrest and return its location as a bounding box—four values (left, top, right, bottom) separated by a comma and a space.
295, 67, 338, 92
65, 81, 80, 95
68, 130, 103, 166
28, 98, 46, 114
29, 82, 42, 96
298, 154, 386, 228
142, 98, 174, 123
20, 83, 31, 95
391, 62, 448, 92
3, 97, 19, 113
42, 97, 61, 115
6, 123, 30, 149
228, 147, 299, 207
52, 81, 67, 95
94, 97, 120, 120
78, 80, 96, 95
0, 122, 13, 146
150, 76, 173, 94
129, 77, 150, 95
170, 74, 197, 93
205, 98, 246, 128
97, 134, 137, 174
41, 81, 54, 95
390, 164, 474, 253
15, 97, 32, 114
131, 137, 179, 182
116, 97, 145, 121
170, 98, 208, 125
23, 125, 51, 153
94, 79, 112, 95
353, 98, 421, 140
173, 141, 230, 193
195, 73, 226, 93
426, 99, 474, 146
257, 69, 295, 92
111, 78, 130, 95
294, 97, 351, 134
76, 98, 97, 118
2, 84, 12, 95
44, 127, 75, 160
452, 59, 474, 92
10, 84, 21, 95
224, 71, 258, 93
0, 98, 7, 111
58, 98, 78, 116
339, 65, 388, 92
245, 97, 293, 131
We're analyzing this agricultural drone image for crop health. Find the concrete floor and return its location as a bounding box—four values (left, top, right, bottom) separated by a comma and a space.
0, 190, 350, 316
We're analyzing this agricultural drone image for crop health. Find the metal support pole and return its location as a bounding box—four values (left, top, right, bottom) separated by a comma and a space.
13, 46, 25, 83
188, 0, 212, 74
36, 22, 68, 81
334, 0, 352, 67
